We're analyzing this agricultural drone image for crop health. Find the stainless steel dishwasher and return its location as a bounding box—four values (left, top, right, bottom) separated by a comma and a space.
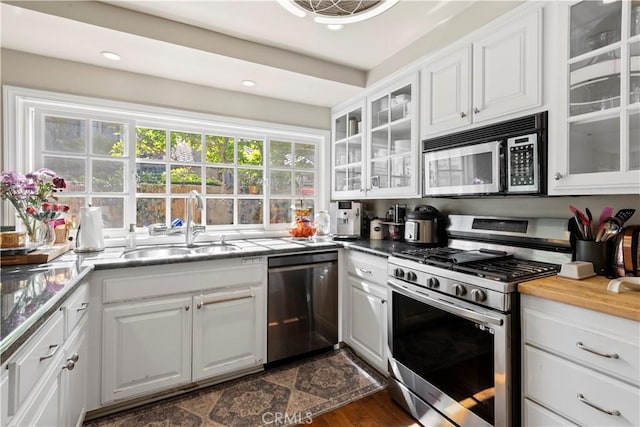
267, 251, 338, 363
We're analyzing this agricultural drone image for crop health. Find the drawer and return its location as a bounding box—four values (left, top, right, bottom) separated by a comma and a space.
63, 282, 89, 338
525, 346, 640, 426
524, 398, 578, 427
8, 310, 64, 409
523, 306, 639, 385
345, 250, 388, 286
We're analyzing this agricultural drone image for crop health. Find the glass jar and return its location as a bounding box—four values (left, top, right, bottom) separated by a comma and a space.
314, 210, 330, 240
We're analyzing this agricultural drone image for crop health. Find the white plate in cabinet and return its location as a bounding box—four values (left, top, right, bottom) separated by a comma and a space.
525, 346, 640, 426
523, 307, 639, 386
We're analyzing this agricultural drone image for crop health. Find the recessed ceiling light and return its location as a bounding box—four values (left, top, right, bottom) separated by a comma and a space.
242, 80, 256, 87
326, 24, 343, 31
100, 51, 121, 61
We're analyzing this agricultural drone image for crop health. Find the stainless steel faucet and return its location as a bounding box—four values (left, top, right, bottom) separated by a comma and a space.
186, 190, 205, 247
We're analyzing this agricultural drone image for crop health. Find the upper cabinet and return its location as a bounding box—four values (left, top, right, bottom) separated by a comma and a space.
550, 0, 640, 195
421, 8, 542, 137
331, 73, 420, 199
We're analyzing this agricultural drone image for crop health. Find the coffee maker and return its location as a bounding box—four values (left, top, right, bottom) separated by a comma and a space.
329, 201, 361, 239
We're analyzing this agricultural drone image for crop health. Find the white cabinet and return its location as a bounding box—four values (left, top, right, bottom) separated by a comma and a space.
6, 283, 90, 427
98, 258, 267, 405
421, 7, 542, 137
331, 100, 365, 199
331, 73, 420, 199
192, 285, 264, 381
102, 296, 192, 402
343, 250, 388, 373
550, 0, 640, 195
522, 294, 640, 426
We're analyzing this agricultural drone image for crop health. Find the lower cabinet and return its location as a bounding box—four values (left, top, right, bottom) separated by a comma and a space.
343, 250, 389, 373
346, 276, 387, 372
102, 296, 193, 402
99, 258, 267, 405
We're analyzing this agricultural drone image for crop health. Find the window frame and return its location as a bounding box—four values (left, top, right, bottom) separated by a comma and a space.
3, 86, 329, 239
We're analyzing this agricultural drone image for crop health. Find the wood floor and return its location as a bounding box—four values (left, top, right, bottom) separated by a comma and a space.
308, 389, 420, 427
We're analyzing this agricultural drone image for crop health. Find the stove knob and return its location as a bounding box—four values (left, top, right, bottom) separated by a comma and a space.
406, 272, 417, 282
453, 284, 467, 297
470, 288, 486, 302
427, 277, 440, 289
394, 268, 405, 279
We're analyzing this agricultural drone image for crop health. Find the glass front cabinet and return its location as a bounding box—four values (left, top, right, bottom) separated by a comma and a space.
331, 73, 420, 199
552, 0, 640, 194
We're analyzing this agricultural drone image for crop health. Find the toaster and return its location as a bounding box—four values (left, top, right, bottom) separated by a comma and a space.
612, 225, 640, 277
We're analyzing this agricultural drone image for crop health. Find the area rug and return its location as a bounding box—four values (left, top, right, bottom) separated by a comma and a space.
84, 348, 387, 427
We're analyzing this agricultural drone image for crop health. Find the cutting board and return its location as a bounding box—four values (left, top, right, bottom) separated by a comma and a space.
0, 242, 72, 266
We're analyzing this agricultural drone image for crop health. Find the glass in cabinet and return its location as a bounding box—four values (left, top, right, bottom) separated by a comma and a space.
553, 0, 640, 194
366, 74, 418, 197
332, 103, 364, 196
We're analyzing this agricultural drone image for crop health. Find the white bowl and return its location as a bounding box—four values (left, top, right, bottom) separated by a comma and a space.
558, 261, 596, 279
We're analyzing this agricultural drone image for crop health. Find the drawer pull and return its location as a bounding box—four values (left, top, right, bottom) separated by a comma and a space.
39, 344, 59, 362
76, 302, 88, 312
62, 360, 76, 371
357, 268, 372, 274
577, 393, 620, 416
68, 353, 80, 363
197, 289, 254, 309
576, 342, 619, 359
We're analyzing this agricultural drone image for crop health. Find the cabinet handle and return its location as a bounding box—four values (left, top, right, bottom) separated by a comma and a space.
460, 112, 467, 118
576, 342, 619, 359
185, 306, 190, 311
76, 302, 88, 312
554, 172, 564, 181
62, 360, 76, 371
576, 393, 620, 416
68, 353, 80, 363
381, 299, 387, 304
473, 107, 480, 114
39, 344, 59, 362
357, 267, 372, 274
198, 289, 254, 309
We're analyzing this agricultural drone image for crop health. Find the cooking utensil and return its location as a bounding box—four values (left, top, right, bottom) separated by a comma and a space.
570, 205, 591, 239
598, 217, 622, 242
614, 209, 636, 225
598, 207, 614, 232
586, 208, 593, 239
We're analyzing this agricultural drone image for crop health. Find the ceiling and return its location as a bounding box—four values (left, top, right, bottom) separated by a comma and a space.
1, 0, 476, 108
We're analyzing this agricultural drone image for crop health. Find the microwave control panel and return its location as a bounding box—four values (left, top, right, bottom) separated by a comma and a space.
507, 133, 538, 192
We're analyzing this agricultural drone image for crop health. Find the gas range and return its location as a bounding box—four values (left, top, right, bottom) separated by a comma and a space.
387, 215, 572, 312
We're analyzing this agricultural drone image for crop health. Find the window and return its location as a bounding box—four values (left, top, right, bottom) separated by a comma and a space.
5, 87, 327, 237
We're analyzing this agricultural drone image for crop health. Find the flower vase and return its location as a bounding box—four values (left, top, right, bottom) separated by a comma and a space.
39, 221, 57, 247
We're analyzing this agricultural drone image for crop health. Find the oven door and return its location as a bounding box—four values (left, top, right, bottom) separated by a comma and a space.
423, 140, 502, 196
387, 278, 511, 427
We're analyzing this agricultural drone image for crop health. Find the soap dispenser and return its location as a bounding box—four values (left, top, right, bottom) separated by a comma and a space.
125, 223, 136, 249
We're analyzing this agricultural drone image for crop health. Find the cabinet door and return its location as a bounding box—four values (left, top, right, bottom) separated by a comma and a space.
345, 276, 387, 373
9, 363, 63, 427
366, 73, 420, 198
64, 321, 88, 427
192, 286, 264, 381
332, 101, 366, 199
421, 45, 472, 136
102, 296, 192, 403
550, 0, 640, 195
472, 8, 541, 123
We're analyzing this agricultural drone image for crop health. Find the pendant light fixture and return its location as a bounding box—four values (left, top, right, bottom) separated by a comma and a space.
277, 0, 399, 26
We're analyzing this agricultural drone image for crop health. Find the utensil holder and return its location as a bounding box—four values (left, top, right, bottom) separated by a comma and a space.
575, 240, 611, 276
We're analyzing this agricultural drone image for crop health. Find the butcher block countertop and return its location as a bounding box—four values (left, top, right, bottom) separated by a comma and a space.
519, 275, 640, 322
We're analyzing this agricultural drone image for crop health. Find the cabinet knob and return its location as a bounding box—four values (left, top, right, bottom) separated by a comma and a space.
68, 353, 80, 363
381, 299, 387, 304
460, 112, 467, 118
473, 107, 480, 114
62, 360, 75, 371
185, 305, 190, 311
554, 172, 564, 181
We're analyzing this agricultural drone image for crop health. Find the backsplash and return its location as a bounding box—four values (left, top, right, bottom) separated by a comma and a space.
364, 194, 640, 225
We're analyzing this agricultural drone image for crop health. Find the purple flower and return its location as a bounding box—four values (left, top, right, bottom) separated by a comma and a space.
52, 176, 66, 189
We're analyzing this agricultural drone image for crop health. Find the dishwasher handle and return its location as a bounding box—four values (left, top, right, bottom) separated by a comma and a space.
268, 261, 336, 274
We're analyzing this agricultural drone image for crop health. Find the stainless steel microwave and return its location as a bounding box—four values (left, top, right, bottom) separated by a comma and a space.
422, 112, 547, 197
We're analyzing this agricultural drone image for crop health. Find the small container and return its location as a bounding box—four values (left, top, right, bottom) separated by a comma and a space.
314, 210, 330, 240
125, 223, 137, 249
575, 240, 610, 276
558, 261, 596, 279
0, 231, 26, 248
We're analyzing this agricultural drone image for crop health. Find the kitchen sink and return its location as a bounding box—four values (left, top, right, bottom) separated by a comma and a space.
121, 246, 192, 260
121, 243, 239, 260
191, 244, 239, 254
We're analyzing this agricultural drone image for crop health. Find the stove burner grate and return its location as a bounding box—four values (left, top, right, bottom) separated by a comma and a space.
453, 258, 560, 281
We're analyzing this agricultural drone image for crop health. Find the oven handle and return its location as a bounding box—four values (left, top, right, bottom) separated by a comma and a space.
388, 279, 504, 327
